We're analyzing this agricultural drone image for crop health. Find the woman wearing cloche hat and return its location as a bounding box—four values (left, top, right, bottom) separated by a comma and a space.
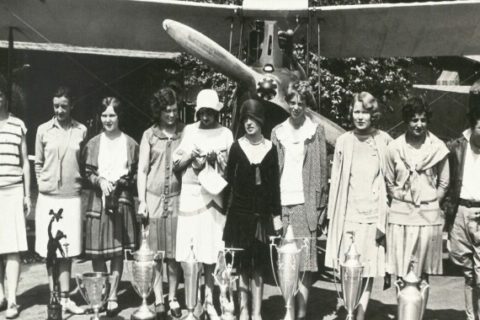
223, 99, 282, 320
173, 89, 233, 320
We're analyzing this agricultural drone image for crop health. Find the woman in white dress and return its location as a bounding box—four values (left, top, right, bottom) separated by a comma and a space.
174, 89, 233, 320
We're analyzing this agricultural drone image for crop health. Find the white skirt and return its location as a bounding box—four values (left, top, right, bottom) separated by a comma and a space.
0, 185, 27, 254
35, 194, 83, 258
175, 206, 226, 264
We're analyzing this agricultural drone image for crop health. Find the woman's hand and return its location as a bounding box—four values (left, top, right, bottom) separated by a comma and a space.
138, 201, 148, 218
24, 196, 31, 217
99, 177, 114, 196
273, 215, 283, 236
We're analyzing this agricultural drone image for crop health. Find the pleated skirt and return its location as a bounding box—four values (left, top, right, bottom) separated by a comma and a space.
35, 194, 82, 258
386, 223, 443, 277
0, 185, 27, 254
339, 221, 386, 278
85, 201, 137, 259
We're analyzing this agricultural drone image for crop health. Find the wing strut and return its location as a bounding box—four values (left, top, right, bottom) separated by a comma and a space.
7, 27, 14, 113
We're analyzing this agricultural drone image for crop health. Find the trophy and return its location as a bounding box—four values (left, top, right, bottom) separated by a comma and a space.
270, 225, 308, 320
76, 272, 116, 320
333, 231, 369, 320
395, 260, 429, 320
181, 240, 201, 320
46, 209, 67, 320
213, 248, 243, 320
124, 224, 164, 320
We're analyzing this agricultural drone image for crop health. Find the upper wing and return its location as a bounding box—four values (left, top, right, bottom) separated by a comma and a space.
3, 0, 480, 59
0, 0, 240, 57
317, 1, 480, 58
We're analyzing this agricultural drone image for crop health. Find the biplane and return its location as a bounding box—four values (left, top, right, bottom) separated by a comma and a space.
2, 0, 480, 144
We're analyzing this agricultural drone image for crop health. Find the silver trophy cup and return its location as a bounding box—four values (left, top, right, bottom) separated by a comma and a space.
76, 272, 116, 320
270, 225, 308, 320
125, 225, 164, 320
181, 241, 201, 320
333, 231, 369, 320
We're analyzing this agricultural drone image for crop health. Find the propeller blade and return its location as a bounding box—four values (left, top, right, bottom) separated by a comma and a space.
163, 19, 258, 90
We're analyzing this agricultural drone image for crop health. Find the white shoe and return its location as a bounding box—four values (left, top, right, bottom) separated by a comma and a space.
5, 303, 19, 319
61, 298, 85, 315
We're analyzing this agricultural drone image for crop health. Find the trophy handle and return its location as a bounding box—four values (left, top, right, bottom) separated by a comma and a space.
292, 238, 310, 296
75, 274, 90, 306
269, 240, 283, 296
332, 259, 343, 301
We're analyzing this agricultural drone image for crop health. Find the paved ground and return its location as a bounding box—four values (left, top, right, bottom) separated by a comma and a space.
0, 257, 466, 320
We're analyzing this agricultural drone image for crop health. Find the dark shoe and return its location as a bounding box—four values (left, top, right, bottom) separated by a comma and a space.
0, 298, 7, 312
155, 303, 167, 320
106, 300, 120, 318
169, 298, 182, 319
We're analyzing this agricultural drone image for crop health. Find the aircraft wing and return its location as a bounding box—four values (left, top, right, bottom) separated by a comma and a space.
4, 0, 480, 59
413, 84, 471, 94
0, 0, 240, 58
317, 1, 480, 58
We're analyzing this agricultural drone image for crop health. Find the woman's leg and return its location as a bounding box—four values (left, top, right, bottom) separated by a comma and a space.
153, 261, 164, 306
91, 257, 108, 273
296, 271, 312, 319
4, 253, 20, 305
204, 263, 219, 319
167, 259, 180, 301
238, 272, 250, 320
251, 271, 264, 320
59, 258, 84, 314
109, 256, 123, 301
355, 278, 373, 320
0, 257, 5, 302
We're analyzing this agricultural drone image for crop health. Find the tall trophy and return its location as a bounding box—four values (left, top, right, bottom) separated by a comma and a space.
213, 248, 243, 320
395, 259, 429, 320
76, 272, 117, 320
46, 209, 67, 320
124, 224, 164, 320
333, 231, 369, 320
181, 240, 201, 320
270, 225, 308, 320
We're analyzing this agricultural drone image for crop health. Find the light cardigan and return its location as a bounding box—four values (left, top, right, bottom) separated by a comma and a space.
271, 117, 328, 232
325, 130, 392, 269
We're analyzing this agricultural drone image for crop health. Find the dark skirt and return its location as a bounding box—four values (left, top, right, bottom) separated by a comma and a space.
223, 211, 273, 275
146, 215, 178, 260
85, 200, 137, 259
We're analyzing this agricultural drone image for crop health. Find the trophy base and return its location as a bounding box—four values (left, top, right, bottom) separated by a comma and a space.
131, 309, 156, 320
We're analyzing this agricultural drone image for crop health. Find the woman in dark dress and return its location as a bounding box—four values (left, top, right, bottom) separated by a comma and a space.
223, 99, 282, 320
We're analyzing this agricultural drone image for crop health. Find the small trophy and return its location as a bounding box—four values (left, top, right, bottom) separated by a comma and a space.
76, 272, 117, 320
124, 224, 164, 320
333, 231, 369, 320
270, 225, 308, 320
395, 259, 429, 320
213, 248, 243, 320
181, 240, 201, 320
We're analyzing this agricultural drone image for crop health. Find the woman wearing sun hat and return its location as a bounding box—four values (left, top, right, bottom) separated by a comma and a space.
173, 89, 233, 320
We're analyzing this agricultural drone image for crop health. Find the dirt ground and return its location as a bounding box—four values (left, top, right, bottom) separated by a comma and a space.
1, 256, 466, 320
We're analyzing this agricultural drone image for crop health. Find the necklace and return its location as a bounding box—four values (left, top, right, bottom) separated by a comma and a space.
248, 136, 264, 145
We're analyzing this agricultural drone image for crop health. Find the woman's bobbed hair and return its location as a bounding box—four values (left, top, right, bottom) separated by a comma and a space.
285, 80, 316, 109
348, 92, 382, 127
402, 96, 432, 123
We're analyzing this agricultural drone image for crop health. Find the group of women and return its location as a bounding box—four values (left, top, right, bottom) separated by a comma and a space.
0, 77, 451, 320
